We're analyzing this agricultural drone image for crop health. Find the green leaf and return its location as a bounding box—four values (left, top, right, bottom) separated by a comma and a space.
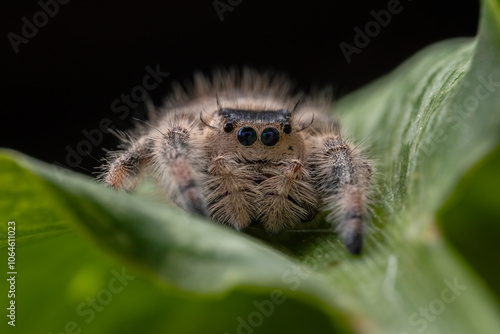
2, 0, 500, 333
437, 146, 500, 299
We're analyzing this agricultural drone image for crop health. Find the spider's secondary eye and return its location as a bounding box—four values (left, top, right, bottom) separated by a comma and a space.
238, 127, 257, 146
223, 122, 234, 133
261, 127, 280, 146
283, 122, 292, 134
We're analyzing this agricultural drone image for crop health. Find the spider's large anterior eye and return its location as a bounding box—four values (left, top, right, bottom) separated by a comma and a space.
283, 122, 292, 134
261, 127, 280, 146
223, 122, 234, 133
237, 127, 257, 146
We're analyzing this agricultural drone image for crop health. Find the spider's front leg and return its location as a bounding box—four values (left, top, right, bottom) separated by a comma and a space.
151, 122, 209, 217
309, 135, 373, 254
102, 136, 154, 191
102, 120, 208, 217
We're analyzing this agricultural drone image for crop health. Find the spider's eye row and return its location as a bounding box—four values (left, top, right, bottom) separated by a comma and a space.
237, 127, 257, 146
236, 126, 281, 147
223, 122, 234, 133
261, 127, 280, 146
283, 122, 292, 134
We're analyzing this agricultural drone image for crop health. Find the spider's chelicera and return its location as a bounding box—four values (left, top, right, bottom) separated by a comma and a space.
101, 69, 373, 254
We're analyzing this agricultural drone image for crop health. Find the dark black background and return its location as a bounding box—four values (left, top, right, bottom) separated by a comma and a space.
1, 0, 479, 176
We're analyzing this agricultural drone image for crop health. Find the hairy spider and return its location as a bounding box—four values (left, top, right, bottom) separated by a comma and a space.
101, 69, 373, 254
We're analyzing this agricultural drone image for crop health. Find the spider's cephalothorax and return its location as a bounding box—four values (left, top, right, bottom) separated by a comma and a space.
101, 69, 373, 254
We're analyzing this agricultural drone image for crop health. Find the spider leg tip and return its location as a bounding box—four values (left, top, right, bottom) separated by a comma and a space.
343, 217, 364, 255
345, 236, 363, 255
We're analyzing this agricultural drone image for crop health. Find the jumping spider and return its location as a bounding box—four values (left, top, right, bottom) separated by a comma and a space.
101, 69, 373, 254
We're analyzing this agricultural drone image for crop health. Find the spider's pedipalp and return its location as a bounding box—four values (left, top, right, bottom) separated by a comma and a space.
258, 159, 317, 233
205, 155, 260, 230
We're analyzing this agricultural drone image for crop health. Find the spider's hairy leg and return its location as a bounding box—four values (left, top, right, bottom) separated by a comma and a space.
152, 122, 209, 217
309, 135, 373, 254
259, 160, 318, 233
102, 136, 154, 191
206, 156, 259, 231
